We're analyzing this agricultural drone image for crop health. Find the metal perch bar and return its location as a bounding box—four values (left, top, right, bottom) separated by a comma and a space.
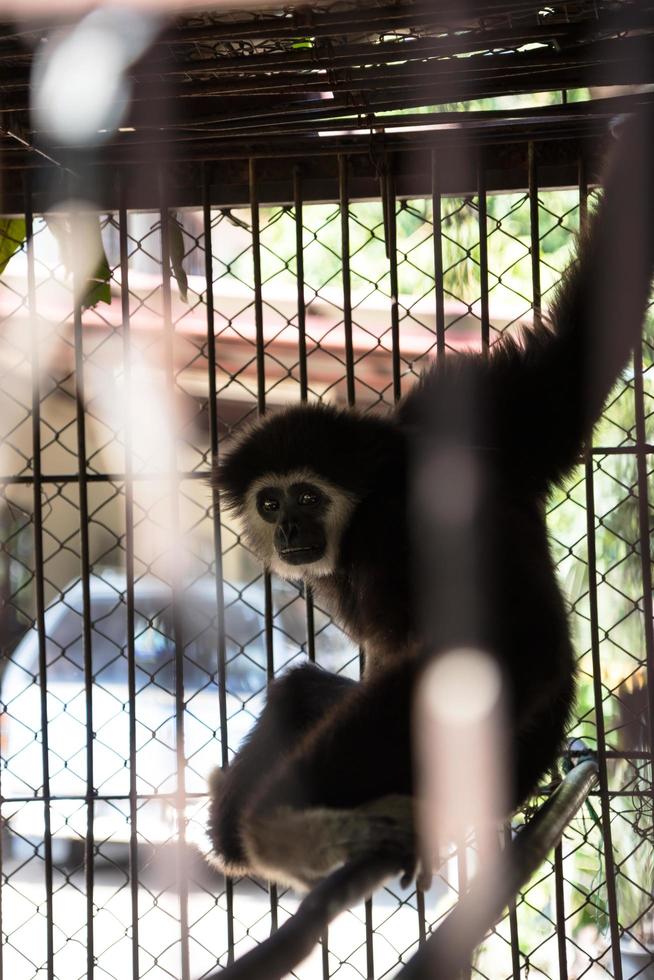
396, 758, 599, 979
199, 759, 598, 980
199, 854, 404, 980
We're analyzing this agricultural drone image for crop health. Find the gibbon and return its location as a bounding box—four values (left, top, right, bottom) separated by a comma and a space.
207, 109, 654, 890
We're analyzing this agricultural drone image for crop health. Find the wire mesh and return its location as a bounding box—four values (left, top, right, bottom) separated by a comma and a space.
0, 139, 652, 980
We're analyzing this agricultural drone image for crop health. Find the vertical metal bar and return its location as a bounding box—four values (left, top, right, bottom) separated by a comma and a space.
321, 926, 330, 976
118, 183, 141, 980
385, 161, 401, 401
264, 570, 279, 930
365, 897, 374, 979
203, 165, 235, 963
340, 149, 364, 708
159, 189, 191, 980
508, 903, 521, 978
71, 211, 95, 980
584, 450, 624, 980
249, 159, 266, 417
528, 142, 542, 330
579, 155, 624, 980
529, 149, 567, 979
625, 85, 654, 796
294, 167, 308, 403
416, 889, 426, 946
25, 174, 55, 980
477, 149, 490, 353
0, 795, 2, 980
631, 257, 654, 953
0, 807, 2, 980
504, 825, 521, 980
304, 585, 316, 664
431, 150, 446, 358
293, 167, 317, 666
633, 344, 654, 777
554, 844, 568, 979
423, 153, 440, 953
249, 156, 279, 931
338, 154, 356, 408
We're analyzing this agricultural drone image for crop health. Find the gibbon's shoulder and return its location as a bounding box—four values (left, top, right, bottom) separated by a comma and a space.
214, 401, 404, 510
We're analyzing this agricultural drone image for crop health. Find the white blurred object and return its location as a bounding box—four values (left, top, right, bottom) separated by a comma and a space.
121, 348, 175, 474
32, 5, 160, 144
415, 648, 507, 868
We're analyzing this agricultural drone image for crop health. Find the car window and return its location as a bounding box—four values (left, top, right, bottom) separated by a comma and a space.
43, 593, 265, 697
223, 601, 267, 695
46, 601, 132, 682
134, 603, 218, 693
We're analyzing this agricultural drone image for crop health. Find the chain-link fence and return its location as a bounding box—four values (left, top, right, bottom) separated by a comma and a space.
0, 140, 652, 980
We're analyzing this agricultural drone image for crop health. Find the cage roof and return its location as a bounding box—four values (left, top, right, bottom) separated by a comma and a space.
0, 1, 653, 208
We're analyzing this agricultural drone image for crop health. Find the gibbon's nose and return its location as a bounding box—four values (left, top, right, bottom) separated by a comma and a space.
276, 521, 300, 547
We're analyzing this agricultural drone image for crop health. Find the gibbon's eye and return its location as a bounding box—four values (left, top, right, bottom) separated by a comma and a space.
298, 490, 319, 506
261, 498, 280, 513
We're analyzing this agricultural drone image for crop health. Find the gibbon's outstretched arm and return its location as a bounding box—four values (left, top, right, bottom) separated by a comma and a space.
497, 108, 654, 490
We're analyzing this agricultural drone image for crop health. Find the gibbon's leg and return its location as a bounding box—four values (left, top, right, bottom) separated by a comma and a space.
242, 792, 416, 891
239, 660, 421, 888
207, 663, 356, 877
237, 658, 575, 889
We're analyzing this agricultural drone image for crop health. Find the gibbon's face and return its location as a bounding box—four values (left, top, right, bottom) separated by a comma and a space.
243, 469, 356, 579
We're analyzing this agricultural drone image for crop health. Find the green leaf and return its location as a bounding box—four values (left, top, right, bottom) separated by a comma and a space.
45, 212, 111, 311
77, 213, 111, 311
81, 251, 111, 311
168, 211, 188, 302
0, 218, 27, 275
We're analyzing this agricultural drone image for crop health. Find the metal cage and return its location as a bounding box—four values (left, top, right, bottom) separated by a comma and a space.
1, 3, 653, 979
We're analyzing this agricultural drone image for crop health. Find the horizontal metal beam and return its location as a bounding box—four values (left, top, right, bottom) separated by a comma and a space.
1, 112, 612, 212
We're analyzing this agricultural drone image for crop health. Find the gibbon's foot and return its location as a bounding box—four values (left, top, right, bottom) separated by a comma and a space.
355, 796, 433, 891
241, 794, 417, 891
399, 854, 433, 893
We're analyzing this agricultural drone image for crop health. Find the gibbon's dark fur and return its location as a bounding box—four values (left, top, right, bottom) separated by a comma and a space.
208, 110, 654, 889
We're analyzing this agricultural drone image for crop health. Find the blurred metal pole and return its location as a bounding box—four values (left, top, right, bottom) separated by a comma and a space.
203, 163, 235, 966
118, 177, 141, 980
159, 187, 191, 980
25, 170, 55, 980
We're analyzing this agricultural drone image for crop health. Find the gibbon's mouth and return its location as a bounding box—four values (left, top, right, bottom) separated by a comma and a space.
279, 545, 324, 565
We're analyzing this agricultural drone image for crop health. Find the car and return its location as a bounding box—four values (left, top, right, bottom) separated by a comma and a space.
0, 572, 349, 860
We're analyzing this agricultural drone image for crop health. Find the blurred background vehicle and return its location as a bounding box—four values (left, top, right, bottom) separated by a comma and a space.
1, 572, 339, 861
